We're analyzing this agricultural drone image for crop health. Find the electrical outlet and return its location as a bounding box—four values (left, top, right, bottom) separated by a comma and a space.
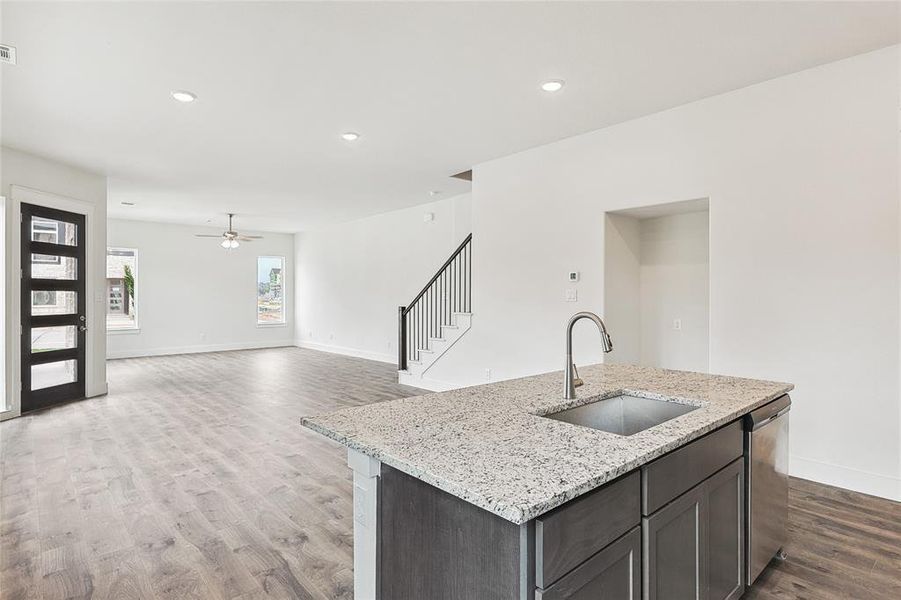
673, 319, 682, 331
565, 288, 578, 302
485, 368, 491, 381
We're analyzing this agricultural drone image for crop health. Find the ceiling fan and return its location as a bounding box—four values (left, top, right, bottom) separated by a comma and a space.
195, 213, 263, 249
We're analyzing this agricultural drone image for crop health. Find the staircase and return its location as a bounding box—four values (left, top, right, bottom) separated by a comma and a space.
397, 234, 471, 388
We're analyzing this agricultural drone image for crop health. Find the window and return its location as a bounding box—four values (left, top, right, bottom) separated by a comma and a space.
106, 248, 139, 331
31, 218, 63, 264
257, 256, 285, 325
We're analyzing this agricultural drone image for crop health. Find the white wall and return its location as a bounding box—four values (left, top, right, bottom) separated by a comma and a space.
605, 210, 710, 372
106, 218, 294, 358
604, 214, 641, 366
428, 47, 900, 500
639, 211, 709, 372
1, 146, 109, 418
295, 193, 471, 363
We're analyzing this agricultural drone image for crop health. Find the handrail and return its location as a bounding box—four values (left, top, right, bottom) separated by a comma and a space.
398, 233, 471, 370
401, 233, 472, 316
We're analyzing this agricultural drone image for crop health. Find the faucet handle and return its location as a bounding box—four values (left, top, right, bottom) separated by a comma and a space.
572, 363, 584, 388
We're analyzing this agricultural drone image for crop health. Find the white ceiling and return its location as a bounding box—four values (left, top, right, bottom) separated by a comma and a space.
2, 1, 898, 233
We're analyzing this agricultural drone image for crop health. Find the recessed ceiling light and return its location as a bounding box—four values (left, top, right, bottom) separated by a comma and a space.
171, 90, 197, 103
540, 79, 565, 93
341, 131, 360, 141
120, 201, 136, 206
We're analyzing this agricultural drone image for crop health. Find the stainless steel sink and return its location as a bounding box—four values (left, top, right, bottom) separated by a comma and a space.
544, 394, 698, 436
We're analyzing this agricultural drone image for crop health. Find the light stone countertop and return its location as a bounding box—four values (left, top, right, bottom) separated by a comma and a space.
301, 364, 793, 524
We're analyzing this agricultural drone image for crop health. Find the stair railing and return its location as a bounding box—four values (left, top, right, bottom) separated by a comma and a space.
398, 233, 472, 370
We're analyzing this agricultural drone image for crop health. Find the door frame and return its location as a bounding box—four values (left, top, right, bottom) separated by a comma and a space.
3, 185, 100, 419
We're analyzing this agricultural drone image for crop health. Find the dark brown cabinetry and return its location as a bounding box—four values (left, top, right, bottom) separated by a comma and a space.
642, 458, 744, 600
535, 472, 640, 588
536, 528, 640, 600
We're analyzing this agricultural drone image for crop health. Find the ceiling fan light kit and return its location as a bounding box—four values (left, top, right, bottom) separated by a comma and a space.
196, 213, 264, 250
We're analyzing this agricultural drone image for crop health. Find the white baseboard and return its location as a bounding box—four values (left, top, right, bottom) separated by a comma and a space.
790, 454, 900, 502
107, 340, 295, 360
397, 371, 460, 392
295, 340, 395, 364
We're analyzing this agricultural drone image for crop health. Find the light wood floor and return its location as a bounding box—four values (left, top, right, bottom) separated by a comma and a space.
1, 348, 899, 599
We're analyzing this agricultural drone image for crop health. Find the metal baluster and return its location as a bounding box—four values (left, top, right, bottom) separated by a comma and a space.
467, 242, 471, 312
453, 255, 457, 314
462, 243, 467, 313
455, 254, 459, 315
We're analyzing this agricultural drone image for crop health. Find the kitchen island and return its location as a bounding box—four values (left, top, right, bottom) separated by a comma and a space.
302, 364, 793, 600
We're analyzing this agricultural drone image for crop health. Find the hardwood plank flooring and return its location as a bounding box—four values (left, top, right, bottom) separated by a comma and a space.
1, 347, 899, 599
1, 348, 421, 600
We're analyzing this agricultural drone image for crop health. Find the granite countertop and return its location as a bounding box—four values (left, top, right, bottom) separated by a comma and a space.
301, 364, 793, 524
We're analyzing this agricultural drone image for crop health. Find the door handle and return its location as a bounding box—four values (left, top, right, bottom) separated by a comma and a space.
79, 325, 87, 332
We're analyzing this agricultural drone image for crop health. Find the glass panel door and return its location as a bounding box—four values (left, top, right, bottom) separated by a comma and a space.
20, 203, 86, 412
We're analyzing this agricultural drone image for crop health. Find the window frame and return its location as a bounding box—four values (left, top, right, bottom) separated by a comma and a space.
256, 255, 286, 327
106, 247, 140, 333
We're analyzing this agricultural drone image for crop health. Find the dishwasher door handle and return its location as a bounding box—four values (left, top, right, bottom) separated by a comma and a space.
750, 406, 790, 430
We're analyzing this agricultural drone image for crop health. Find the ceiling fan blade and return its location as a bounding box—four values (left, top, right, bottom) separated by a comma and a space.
195, 234, 224, 238
241, 235, 264, 239
236, 236, 257, 242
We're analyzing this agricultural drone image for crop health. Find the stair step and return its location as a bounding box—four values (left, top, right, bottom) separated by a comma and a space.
428, 337, 446, 343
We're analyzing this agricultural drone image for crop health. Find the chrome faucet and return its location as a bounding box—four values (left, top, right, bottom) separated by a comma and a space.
564, 312, 614, 400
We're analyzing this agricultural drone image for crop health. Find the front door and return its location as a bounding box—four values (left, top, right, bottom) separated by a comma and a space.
21, 203, 87, 412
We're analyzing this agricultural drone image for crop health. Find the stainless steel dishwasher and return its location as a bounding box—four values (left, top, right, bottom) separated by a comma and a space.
744, 394, 791, 585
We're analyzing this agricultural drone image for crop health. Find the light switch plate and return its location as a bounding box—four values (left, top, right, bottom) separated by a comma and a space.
565, 288, 578, 302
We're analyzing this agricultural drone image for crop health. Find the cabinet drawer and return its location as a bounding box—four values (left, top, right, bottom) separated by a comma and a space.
536, 527, 640, 600
536, 471, 640, 588
641, 420, 742, 515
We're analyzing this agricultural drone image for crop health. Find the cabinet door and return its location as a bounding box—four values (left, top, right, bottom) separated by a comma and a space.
706, 459, 744, 600
536, 528, 640, 600
642, 484, 707, 600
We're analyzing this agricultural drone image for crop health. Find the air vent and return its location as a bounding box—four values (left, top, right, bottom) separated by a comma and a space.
1, 44, 17, 65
